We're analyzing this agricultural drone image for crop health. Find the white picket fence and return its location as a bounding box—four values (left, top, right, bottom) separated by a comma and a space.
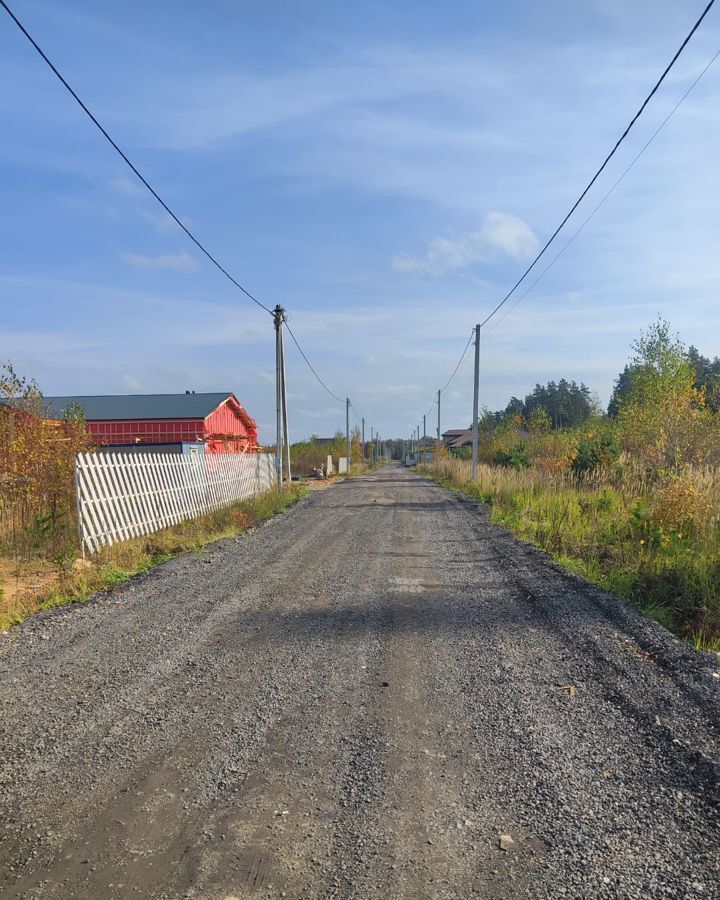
75, 451, 277, 553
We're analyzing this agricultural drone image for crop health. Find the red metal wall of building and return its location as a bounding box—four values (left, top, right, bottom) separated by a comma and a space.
89, 419, 205, 446
86, 396, 259, 454
204, 399, 258, 454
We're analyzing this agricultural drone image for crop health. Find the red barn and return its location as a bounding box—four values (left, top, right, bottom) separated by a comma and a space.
41, 392, 259, 454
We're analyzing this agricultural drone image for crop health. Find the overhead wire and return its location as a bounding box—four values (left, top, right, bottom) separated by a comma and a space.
5, 0, 714, 433
0, 0, 274, 316
1, 0, 363, 421
483, 46, 720, 339
441, 330, 476, 393
418, 329, 474, 421
477, 0, 717, 331
420, 5, 717, 420
485, 44, 720, 337
284, 322, 346, 404
418, 329, 475, 418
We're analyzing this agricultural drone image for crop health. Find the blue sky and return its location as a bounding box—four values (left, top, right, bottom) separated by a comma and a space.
1, 0, 718, 442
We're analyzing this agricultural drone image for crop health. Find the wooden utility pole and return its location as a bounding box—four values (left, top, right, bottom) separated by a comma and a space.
346, 398, 350, 473
273, 304, 285, 485
437, 389, 441, 441
279, 319, 291, 483
436, 389, 441, 461
471, 324, 480, 480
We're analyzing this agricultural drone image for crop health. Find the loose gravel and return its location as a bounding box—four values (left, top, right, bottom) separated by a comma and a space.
0, 464, 718, 899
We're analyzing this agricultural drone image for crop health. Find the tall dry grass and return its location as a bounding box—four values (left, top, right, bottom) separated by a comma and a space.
422, 457, 720, 651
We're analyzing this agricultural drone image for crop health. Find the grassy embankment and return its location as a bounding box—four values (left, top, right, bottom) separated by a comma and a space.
0, 484, 307, 632
420, 457, 719, 653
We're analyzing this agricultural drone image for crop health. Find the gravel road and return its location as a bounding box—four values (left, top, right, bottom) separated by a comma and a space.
1, 464, 719, 899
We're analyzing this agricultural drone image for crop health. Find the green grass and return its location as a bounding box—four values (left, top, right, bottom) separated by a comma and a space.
422, 459, 720, 654
0, 484, 307, 631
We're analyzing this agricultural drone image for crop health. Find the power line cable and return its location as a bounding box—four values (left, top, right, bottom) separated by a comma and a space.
2, 0, 372, 427
478, 0, 717, 330
483, 46, 720, 338
418, 328, 474, 422
284, 322, 345, 404
0, 0, 273, 316
441, 330, 476, 394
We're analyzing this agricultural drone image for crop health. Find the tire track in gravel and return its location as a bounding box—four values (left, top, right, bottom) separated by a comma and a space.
1, 464, 718, 899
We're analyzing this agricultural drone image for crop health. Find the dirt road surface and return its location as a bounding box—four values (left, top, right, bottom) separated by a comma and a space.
1, 464, 718, 899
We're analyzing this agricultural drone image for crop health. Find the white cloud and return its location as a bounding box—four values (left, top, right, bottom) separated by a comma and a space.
121, 373, 145, 391
139, 210, 179, 234
122, 251, 200, 272
392, 212, 538, 275
479, 212, 540, 261
393, 236, 478, 275
109, 175, 143, 196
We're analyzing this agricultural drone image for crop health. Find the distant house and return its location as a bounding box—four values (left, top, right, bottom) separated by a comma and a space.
442, 428, 473, 449
41, 392, 259, 455
449, 430, 473, 449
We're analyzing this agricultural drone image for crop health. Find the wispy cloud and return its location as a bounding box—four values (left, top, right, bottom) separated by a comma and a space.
121, 373, 145, 391
392, 213, 539, 275
109, 175, 143, 197
122, 251, 200, 272
139, 210, 180, 235
480, 213, 540, 261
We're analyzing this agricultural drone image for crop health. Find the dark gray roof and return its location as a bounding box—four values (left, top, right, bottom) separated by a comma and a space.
448, 429, 473, 447
40, 393, 235, 421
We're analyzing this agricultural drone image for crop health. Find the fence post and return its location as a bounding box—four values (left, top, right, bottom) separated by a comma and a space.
74, 455, 86, 558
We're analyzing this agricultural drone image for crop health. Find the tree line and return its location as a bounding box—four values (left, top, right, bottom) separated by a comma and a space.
487, 330, 719, 431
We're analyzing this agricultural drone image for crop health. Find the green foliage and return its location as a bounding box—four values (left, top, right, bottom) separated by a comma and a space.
688, 345, 720, 412
617, 318, 713, 470
528, 408, 552, 434
513, 378, 593, 429
289, 431, 346, 473
612, 343, 720, 416
60, 401, 86, 423
494, 444, 530, 469
608, 364, 636, 417
571, 427, 620, 475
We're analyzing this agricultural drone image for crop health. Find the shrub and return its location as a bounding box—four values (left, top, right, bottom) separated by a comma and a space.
0, 364, 94, 560
651, 477, 711, 533
494, 444, 530, 469
571, 428, 620, 476
617, 319, 709, 470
